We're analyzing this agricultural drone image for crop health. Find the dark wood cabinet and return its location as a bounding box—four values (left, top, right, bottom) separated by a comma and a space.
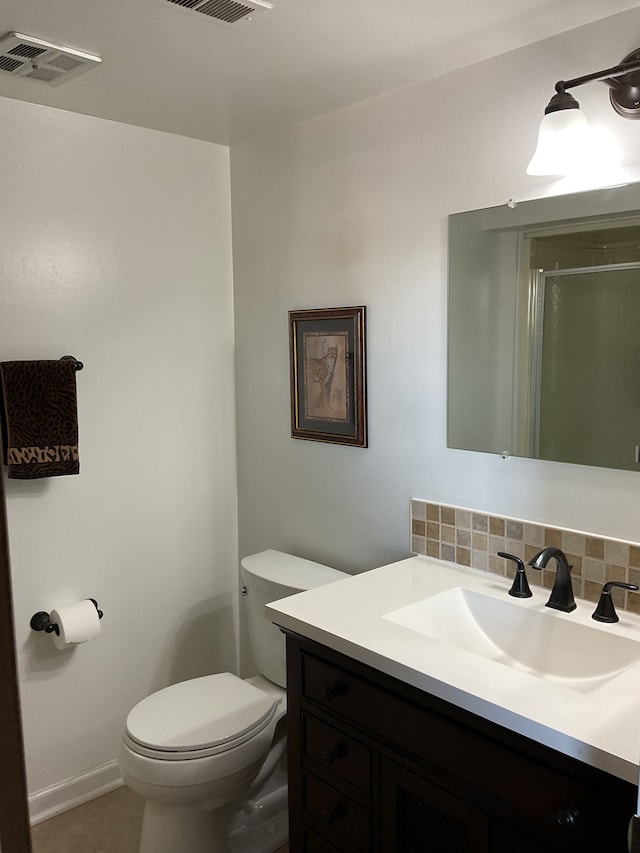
381, 762, 489, 852
285, 633, 636, 852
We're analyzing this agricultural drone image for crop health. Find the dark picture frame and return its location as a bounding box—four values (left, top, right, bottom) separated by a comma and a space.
289, 306, 367, 447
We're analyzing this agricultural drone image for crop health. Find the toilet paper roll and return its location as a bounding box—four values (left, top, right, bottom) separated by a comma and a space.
49, 600, 102, 650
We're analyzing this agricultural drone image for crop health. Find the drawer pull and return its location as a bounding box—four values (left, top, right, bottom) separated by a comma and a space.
556, 808, 579, 829
320, 804, 345, 826
321, 743, 347, 766
320, 682, 345, 702
321, 748, 336, 765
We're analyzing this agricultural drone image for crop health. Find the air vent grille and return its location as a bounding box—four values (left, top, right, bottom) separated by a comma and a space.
0, 56, 23, 73
49, 55, 83, 72
196, 0, 253, 22
25, 66, 60, 83
0, 32, 101, 86
163, 0, 272, 25
9, 44, 46, 59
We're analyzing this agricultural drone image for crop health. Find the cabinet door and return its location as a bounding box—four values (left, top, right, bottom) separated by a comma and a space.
381, 761, 490, 852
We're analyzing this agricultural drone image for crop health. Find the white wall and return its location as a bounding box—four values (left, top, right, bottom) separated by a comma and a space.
231, 7, 640, 587
0, 98, 238, 805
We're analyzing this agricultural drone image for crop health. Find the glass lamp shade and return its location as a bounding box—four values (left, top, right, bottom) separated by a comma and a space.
526, 108, 590, 176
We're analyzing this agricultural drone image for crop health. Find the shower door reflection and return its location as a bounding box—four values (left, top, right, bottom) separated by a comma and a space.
530, 264, 640, 470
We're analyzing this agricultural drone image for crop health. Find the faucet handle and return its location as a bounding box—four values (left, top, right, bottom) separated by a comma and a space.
591, 581, 639, 623
498, 552, 533, 599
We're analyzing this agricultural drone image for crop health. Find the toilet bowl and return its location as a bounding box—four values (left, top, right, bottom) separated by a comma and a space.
118, 550, 348, 853
119, 673, 285, 853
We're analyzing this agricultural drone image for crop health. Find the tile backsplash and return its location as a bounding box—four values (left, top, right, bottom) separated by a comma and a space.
410, 500, 640, 614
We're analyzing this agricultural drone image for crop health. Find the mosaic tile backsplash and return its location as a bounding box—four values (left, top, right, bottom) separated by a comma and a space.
410, 500, 640, 614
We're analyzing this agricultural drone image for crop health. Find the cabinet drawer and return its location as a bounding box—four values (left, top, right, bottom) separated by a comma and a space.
303, 829, 342, 853
303, 773, 371, 851
303, 713, 371, 797
302, 654, 368, 722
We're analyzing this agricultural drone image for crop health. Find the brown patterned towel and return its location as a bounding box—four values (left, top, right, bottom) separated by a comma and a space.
0, 360, 80, 479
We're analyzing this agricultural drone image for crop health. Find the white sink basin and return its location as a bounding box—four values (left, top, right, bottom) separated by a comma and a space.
383, 587, 640, 693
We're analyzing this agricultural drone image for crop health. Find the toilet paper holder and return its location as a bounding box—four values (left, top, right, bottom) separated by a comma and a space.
30, 599, 103, 636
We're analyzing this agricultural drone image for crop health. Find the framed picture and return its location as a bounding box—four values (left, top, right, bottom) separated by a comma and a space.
289, 306, 367, 447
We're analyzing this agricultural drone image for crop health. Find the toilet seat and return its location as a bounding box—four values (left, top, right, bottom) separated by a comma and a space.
125, 673, 277, 761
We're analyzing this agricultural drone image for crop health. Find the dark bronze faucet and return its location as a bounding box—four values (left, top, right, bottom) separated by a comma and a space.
528, 547, 576, 612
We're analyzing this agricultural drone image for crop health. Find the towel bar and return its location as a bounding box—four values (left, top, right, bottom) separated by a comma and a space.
60, 355, 83, 371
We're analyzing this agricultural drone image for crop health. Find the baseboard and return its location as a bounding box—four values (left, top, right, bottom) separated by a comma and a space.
29, 760, 124, 826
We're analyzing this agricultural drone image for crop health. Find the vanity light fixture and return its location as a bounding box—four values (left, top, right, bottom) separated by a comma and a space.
527, 47, 640, 176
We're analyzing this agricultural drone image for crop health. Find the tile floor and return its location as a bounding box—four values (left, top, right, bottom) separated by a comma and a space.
30, 786, 289, 853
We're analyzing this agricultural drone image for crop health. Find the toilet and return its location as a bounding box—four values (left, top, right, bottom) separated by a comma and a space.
118, 549, 348, 853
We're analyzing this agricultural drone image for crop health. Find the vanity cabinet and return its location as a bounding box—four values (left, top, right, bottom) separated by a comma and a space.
284, 633, 636, 852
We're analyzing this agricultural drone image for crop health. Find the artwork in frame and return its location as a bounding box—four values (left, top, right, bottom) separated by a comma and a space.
289, 306, 367, 447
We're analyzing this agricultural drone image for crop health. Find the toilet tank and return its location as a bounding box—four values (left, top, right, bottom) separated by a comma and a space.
241, 549, 349, 688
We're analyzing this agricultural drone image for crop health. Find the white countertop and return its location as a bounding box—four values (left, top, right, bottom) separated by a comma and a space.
266, 555, 640, 785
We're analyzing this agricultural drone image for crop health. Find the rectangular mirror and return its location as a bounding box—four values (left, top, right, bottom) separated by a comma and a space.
448, 182, 640, 472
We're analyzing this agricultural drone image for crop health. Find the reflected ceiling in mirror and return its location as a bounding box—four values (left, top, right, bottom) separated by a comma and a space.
448, 182, 640, 472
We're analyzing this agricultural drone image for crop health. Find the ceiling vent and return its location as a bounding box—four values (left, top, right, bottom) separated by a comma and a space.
163, 0, 273, 25
0, 32, 101, 86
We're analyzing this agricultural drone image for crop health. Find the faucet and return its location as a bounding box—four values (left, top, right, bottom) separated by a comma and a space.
527, 547, 576, 612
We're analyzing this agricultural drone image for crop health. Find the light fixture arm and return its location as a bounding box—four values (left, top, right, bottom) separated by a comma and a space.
549, 48, 640, 119
556, 56, 640, 94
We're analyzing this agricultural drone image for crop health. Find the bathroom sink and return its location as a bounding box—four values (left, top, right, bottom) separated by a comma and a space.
383, 587, 640, 693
